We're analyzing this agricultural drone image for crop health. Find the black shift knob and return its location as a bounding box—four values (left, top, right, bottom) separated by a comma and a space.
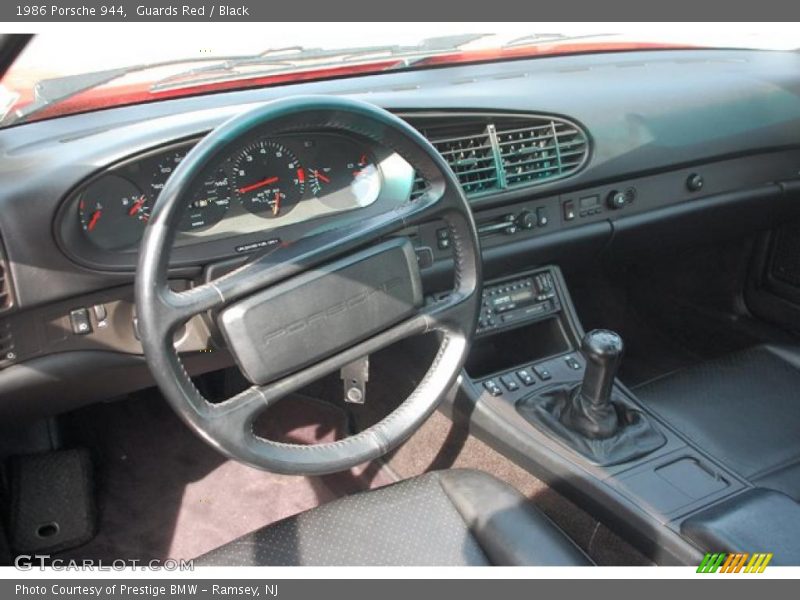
579, 329, 624, 408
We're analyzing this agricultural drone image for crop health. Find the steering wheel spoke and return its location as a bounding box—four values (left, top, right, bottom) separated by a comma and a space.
421, 288, 479, 335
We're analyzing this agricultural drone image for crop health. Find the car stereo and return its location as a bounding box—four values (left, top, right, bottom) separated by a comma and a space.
476, 269, 561, 336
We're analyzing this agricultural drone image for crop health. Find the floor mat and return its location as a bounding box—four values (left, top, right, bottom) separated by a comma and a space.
57, 391, 394, 561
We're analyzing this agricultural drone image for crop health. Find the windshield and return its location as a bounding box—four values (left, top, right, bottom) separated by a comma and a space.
2, 23, 798, 128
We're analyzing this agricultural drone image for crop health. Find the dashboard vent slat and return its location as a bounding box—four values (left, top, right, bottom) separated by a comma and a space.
407, 113, 589, 200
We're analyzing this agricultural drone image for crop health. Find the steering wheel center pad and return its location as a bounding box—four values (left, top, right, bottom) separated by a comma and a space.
218, 238, 423, 385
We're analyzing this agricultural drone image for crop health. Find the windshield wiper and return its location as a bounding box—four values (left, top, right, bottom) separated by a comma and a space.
149, 34, 490, 92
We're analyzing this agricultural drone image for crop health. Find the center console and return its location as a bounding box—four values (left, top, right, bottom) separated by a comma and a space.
446, 265, 752, 564
464, 267, 585, 397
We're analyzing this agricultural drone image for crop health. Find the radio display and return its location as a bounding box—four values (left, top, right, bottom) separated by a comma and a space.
579, 195, 600, 210
490, 288, 535, 311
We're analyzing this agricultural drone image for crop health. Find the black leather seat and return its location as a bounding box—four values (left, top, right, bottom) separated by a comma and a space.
635, 344, 800, 500
196, 469, 591, 566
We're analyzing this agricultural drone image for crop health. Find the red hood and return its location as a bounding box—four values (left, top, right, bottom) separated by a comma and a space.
1, 41, 689, 125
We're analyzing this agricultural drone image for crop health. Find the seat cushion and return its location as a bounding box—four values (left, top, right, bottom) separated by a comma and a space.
195, 469, 591, 566
635, 344, 800, 499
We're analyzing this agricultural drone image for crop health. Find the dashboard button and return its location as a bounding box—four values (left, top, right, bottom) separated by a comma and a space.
69, 308, 92, 335
483, 379, 503, 396
500, 375, 520, 392
533, 365, 552, 381
516, 369, 535, 386
563, 200, 576, 221
92, 303, 107, 322
536, 207, 549, 227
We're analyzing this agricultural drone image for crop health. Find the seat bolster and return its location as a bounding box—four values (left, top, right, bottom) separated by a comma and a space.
437, 469, 592, 566
681, 488, 800, 565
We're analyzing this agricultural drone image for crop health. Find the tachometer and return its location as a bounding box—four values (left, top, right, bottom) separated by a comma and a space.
233, 140, 304, 218
78, 175, 150, 250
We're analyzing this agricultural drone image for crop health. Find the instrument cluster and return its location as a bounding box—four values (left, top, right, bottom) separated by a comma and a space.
74, 133, 384, 251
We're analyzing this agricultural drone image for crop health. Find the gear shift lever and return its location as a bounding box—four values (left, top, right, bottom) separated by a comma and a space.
517, 327, 665, 464
561, 330, 624, 439
580, 329, 624, 409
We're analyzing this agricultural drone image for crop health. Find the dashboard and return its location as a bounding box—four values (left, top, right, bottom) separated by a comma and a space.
5, 47, 800, 418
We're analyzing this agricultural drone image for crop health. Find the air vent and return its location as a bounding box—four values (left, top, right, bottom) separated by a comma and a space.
406, 113, 589, 200
416, 119, 500, 196
497, 119, 588, 187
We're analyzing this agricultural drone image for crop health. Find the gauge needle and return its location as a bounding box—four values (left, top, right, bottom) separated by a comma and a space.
313, 169, 331, 184
87, 210, 102, 231
272, 192, 281, 216
128, 195, 147, 216
237, 176, 278, 194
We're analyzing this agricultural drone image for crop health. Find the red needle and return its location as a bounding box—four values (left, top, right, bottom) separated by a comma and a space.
272, 192, 281, 216
238, 176, 278, 194
87, 210, 102, 231
128, 195, 147, 216
314, 169, 331, 184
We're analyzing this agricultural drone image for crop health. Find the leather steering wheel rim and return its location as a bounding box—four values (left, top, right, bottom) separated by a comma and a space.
135, 96, 481, 475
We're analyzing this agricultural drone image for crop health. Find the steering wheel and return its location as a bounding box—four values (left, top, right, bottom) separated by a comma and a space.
135, 96, 481, 475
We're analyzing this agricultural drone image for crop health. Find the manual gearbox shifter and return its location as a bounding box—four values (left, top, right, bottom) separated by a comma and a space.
562, 330, 625, 439
516, 328, 665, 465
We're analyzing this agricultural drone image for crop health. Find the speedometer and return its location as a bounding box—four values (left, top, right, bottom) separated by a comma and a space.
233, 140, 304, 218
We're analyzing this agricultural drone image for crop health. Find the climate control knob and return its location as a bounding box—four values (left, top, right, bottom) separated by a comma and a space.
517, 210, 536, 230
607, 190, 627, 210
